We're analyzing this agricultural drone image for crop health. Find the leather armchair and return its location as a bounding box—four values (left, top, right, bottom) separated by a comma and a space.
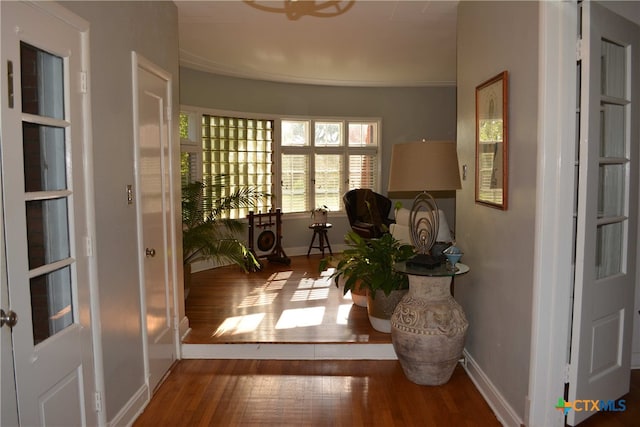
343, 189, 393, 238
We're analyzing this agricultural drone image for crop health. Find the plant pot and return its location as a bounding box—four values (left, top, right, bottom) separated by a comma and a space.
341, 277, 367, 307
367, 289, 408, 333
311, 210, 328, 225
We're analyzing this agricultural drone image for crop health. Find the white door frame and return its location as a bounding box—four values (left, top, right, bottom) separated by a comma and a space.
528, 2, 640, 425
527, 2, 579, 426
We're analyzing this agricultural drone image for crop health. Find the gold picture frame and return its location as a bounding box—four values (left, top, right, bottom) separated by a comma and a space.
475, 71, 508, 210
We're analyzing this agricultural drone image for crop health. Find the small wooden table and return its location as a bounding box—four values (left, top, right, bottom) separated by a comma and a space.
307, 223, 332, 256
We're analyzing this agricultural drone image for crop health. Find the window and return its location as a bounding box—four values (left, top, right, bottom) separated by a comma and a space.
180, 111, 200, 187
180, 109, 380, 217
280, 119, 379, 213
201, 115, 273, 219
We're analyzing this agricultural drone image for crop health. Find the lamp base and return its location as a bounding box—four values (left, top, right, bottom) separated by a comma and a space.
406, 253, 443, 269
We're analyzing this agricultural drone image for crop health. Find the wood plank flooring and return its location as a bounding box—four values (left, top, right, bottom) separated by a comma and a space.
167, 255, 640, 427
133, 360, 501, 427
184, 254, 391, 344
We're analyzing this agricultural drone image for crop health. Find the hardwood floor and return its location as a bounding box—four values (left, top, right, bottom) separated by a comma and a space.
184, 254, 391, 344
160, 255, 640, 426
133, 360, 501, 426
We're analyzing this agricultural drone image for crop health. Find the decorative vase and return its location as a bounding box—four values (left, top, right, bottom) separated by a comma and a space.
367, 289, 408, 333
391, 275, 468, 385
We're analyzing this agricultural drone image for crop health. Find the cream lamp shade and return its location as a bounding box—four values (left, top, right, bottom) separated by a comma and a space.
387, 140, 461, 267
388, 140, 461, 193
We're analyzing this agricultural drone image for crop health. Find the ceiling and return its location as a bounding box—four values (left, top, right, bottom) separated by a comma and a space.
176, 0, 459, 87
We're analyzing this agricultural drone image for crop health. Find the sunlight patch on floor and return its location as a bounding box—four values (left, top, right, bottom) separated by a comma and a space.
336, 304, 353, 325
275, 307, 325, 329
213, 313, 266, 336
268, 271, 293, 281
259, 279, 288, 291
238, 292, 278, 308
291, 287, 330, 301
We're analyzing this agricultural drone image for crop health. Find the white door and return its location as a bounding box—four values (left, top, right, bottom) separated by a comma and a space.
0, 2, 97, 426
569, 2, 639, 425
133, 53, 176, 394
1, 179, 19, 427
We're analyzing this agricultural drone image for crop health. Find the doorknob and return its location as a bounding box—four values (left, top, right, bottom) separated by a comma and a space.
0, 309, 18, 329
145, 248, 156, 258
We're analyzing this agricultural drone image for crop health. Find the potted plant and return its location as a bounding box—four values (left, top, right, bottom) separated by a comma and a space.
310, 205, 329, 225
182, 177, 267, 295
321, 230, 415, 332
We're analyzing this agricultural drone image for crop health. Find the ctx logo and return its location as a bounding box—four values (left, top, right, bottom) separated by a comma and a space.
555, 398, 627, 415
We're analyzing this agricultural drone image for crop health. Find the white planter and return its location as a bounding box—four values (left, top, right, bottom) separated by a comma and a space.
311, 210, 328, 225
367, 289, 407, 333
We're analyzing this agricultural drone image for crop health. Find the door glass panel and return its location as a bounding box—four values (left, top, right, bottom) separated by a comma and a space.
349, 154, 377, 190
348, 122, 377, 147
26, 198, 70, 269
20, 42, 64, 120
22, 123, 67, 192
600, 104, 626, 157
19, 41, 74, 345
315, 154, 342, 211
597, 164, 625, 218
281, 154, 308, 212
601, 40, 626, 99
595, 222, 623, 279
281, 120, 309, 147
315, 122, 342, 147
30, 266, 73, 345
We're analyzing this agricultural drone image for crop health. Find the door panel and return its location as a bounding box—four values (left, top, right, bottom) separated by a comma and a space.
569, 2, 639, 425
1, 2, 95, 425
135, 55, 176, 393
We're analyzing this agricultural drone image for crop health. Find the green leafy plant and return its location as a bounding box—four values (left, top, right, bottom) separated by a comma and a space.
182, 177, 267, 271
320, 231, 415, 298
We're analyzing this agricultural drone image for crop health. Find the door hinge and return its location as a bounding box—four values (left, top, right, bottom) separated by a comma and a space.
94, 391, 103, 413
7, 60, 14, 108
576, 38, 583, 61
80, 71, 88, 94
85, 235, 94, 257
564, 363, 571, 382
165, 106, 171, 122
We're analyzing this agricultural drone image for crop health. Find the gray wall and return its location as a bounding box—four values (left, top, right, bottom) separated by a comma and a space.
180, 68, 458, 252
60, 1, 179, 422
455, 1, 538, 420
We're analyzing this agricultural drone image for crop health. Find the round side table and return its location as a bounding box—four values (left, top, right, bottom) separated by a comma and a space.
307, 223, 332, 256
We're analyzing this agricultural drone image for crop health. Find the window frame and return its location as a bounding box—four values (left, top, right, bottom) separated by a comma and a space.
179, 106, 381, 219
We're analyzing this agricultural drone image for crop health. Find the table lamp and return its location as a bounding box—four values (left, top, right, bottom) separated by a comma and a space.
388, 140, 461, 268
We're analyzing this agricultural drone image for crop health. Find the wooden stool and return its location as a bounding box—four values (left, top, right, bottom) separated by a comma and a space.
307, 223, 332, 257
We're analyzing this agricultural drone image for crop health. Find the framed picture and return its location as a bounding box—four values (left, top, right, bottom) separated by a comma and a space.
475, 71, 508, 210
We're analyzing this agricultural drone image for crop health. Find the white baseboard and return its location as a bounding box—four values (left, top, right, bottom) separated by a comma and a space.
178, 316, 190, 341
190, 244, 348, 273
181, 343, 397, 360
463, 349, 522, 427
108, 383, 149, 427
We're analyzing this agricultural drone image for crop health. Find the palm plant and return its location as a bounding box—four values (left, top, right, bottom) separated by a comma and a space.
182, 177, 267, 271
